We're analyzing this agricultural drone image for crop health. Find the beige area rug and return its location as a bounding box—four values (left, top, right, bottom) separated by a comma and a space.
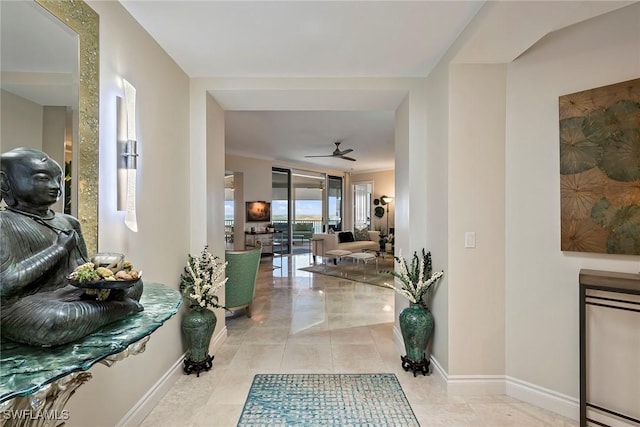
298, 255, 395, 287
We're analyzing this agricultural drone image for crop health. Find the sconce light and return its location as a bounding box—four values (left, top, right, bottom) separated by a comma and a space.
116, 79, 138, 232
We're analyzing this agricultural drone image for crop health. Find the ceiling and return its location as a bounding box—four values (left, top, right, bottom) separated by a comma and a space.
119, 0, 488, 173
119, 1, 485, 79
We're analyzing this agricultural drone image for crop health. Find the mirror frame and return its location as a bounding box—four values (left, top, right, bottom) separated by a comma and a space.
36, 0, 99, 255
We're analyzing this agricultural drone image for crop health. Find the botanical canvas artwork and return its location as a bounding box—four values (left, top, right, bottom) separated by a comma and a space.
559, 78, 640, 255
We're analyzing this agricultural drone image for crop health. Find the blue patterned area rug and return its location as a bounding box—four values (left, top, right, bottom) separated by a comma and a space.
237, 373, 419, 426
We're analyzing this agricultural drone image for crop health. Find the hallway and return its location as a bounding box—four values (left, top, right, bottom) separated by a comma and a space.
141, 254, 577, 426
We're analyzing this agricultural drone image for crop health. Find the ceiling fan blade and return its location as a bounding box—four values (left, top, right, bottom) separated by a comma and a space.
305, 141, 356, 161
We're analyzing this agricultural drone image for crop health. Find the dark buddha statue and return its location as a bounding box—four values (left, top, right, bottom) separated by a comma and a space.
0, 148, 143, 347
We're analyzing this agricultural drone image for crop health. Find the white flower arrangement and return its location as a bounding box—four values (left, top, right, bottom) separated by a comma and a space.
180, 246, 228, 309
381, 249, 444, 307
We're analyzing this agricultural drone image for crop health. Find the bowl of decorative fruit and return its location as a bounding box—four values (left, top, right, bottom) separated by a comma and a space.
68, 254, 141, 290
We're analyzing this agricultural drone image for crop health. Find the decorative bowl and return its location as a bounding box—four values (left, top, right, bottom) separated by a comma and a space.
91, 252, 125, 273
68, 275, 142, 290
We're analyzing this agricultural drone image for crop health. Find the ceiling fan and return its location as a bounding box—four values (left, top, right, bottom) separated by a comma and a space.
304, 141, 356, 162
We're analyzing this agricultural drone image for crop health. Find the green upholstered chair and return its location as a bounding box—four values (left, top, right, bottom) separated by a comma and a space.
225, 246, 262, 317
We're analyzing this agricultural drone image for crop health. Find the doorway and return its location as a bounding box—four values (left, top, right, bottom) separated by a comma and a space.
224, 173, 234, 249
353, 181, 372, 230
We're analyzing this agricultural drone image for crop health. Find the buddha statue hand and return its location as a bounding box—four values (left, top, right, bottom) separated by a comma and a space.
56, 228, 78, 252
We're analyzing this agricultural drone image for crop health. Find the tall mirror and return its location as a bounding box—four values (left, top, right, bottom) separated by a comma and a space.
0, 0, 99, 254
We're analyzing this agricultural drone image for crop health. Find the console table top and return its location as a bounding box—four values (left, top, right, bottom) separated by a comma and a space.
579, 269, 640, 294
0, 282, 182, 403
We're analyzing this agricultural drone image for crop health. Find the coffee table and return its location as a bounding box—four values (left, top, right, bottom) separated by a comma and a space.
345, 251, 378, 273
324, 249, 352, 267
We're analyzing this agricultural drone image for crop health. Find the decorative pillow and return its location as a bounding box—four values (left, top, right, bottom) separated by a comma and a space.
338, 231, 355, 243
354, 228, 370, 241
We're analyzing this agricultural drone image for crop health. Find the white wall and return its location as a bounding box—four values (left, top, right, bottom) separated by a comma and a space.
449, 64, 507, 380
66, 2, 191, 426
424, 57, 450, 374
205, 93, 229, 339
392, 94, 411, 336
351, 169, 395, 234
505, 1, 640, 404
1, 94, 67, 212
226, 154, 274, 216
423, 1, 640, 418
42, 106, 67, 212
207, 94, 226, 257
391, 80, 433, 349
1, 89, 43, 152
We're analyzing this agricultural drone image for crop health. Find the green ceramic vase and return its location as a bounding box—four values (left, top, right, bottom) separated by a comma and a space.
181, 307, 217, 363
399, 303, 434, 362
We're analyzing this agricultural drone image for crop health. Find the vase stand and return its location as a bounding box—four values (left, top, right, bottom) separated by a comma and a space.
183, 354, 214, 377
401, 354, 430, 377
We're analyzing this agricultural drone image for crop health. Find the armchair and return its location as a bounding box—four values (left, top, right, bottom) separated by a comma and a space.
225, 246, 262, 317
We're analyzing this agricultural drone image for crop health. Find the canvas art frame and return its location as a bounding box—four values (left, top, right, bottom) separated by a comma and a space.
559, 78, 640, 255
246, 201, 271, 222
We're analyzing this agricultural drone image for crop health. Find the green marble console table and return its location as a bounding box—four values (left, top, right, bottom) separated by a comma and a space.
0, 282, 182, 426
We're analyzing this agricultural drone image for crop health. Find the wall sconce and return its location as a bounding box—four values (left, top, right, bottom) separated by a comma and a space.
116, 79, 138, 232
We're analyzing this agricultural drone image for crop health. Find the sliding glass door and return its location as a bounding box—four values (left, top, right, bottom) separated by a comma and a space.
327, 175, 343, 232
292, 169, 324, 236
272, 168, 343, 253
272, 168, 291, 253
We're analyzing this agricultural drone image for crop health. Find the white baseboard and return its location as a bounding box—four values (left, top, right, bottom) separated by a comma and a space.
427, 357, 578, 421
210, 325, 227, 353
392, 324, 403, 354
506, 376, 579, 421
117, 326, 228, 427
446, 373, 506, 395
429, 356, 448, 387
116, 354, 185, 427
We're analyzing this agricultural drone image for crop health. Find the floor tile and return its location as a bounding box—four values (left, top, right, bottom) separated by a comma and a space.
143, 253, 578, 426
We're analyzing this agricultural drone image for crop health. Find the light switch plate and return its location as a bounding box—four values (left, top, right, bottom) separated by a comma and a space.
465, 232, 476, 248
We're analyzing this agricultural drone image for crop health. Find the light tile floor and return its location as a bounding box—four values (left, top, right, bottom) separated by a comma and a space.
141, 254, 578, 427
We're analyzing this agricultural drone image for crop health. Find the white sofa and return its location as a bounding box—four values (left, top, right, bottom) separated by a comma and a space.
312, 230, 380, 262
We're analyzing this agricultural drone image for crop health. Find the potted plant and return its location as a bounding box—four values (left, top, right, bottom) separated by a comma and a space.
379, 233, 394, 253
179, 245, 228, 376
381, 249, 444, 376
